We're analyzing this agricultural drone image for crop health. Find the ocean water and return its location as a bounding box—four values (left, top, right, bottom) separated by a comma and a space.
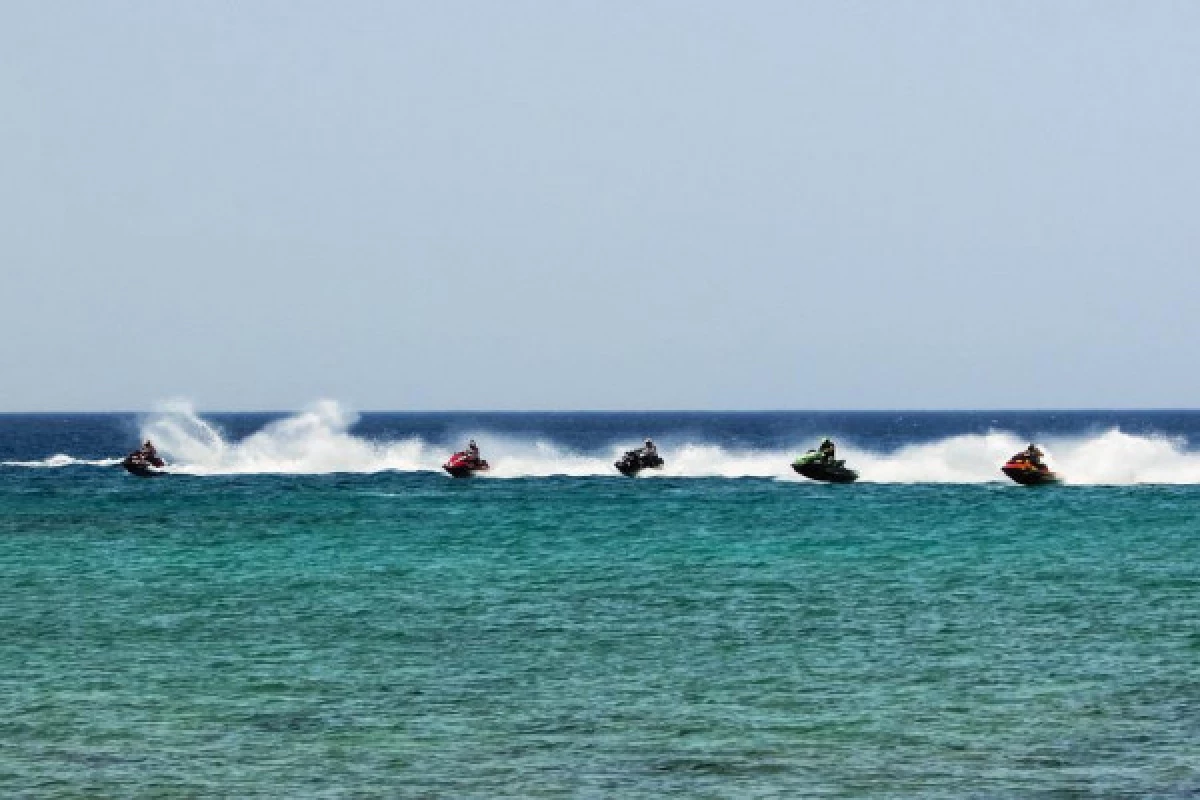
2, 408, 1199, 796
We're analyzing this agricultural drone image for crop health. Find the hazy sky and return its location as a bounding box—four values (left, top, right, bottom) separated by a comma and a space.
2, 1, 1198, 410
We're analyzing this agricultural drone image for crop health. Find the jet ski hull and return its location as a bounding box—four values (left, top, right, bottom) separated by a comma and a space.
791, 450, 858, 483
443, 452, 489, 478
444, 465, 488, 478
1002, 463, 1059, 486
792, 461, 858, 483
122, 455, 166, 478
615, 452, 664, 477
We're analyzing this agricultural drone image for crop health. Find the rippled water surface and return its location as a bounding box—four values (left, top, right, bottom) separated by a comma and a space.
3, 412, 1200, 795
3, 467, 1199, 796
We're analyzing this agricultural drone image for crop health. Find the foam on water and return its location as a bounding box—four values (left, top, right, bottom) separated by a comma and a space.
1, 454, 121, 468
9, 401, 1200, 485
1042, 429, 1200, 485
847, 432, 1027, 483
5, 416, 1197, 796
139, 400, 438, 476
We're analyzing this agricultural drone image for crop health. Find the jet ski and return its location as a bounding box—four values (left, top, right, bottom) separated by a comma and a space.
121, 450, 166, 478
443, 450, 489, 478
1001, 454, 1059, 486
791, 450, 858, 483
614, 448, 665, 477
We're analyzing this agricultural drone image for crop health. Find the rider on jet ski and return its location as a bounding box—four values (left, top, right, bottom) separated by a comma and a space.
128, 440, 160, 464
1016, 444, 1045, 468
122, 439, 165, 475
817, 438, 837, 463
465, 439, 482, 463
641, 438, 657, 458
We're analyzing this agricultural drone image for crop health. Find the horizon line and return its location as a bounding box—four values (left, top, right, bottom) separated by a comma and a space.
2, 407, 1199, 416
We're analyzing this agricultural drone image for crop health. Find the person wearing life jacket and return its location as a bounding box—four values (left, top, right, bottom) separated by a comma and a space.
642, 438, 657, 458
817, 438, 836, 463
1023, 444, 1045, 468
466, 439, 481, 463
141, 440, 158, 461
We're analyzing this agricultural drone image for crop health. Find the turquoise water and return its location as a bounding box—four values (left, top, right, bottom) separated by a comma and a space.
3, 466, 1199, 796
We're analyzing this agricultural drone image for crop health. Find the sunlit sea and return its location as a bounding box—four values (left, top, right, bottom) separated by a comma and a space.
2, 411, 1199, 796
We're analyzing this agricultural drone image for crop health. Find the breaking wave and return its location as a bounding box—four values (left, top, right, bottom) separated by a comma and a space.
8, 401, 1200, 485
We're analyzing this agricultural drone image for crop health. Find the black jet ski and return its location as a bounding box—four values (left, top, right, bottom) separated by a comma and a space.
122, 450, 167, 478
791, 450, 858, 483
615, 448, 665, 477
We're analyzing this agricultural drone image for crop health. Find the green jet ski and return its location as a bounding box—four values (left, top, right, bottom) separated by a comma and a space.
791, 450, 859, 483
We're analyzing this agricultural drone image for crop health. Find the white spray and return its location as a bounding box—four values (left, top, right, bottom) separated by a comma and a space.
133, 403, 1200, 484
139, 399, 438, 475
9, 401, 1200, 485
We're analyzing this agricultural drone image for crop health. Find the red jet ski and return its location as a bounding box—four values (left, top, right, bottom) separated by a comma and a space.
1001, 451, 1059, 486
443, 449, 489, 478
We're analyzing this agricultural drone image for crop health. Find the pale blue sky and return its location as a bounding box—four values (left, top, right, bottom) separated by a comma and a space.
2, 1, 1198, 410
